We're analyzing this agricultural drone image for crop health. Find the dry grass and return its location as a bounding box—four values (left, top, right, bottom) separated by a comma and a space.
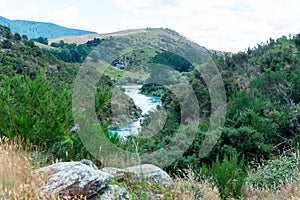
244, 183, 300, 200
0, 137, 41, 199
172, 170, 221, 200
0, 137, 61, 199
170, 168, 300, 200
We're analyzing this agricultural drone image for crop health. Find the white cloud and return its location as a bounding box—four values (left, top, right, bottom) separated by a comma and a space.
113, 0, 300, 52
52, 6, 79, 24
114, 0, 181, 15
0, 5, 39, 20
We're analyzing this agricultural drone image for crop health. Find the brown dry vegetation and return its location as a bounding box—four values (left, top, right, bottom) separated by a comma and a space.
0, 137, 42, 199
0, 137, 299, 200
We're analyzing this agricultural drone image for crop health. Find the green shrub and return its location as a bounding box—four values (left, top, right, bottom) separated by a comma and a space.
201, 153, 247, 199
246, 152, 300, 191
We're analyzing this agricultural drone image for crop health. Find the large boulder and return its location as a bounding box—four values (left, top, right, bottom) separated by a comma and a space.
102, 164, 173, 200
102, 164, 173, 186
35, 161, 172, 199
35, 160, 129, 199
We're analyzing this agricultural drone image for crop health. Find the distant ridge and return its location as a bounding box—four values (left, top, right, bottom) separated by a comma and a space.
0, 16, 97, 39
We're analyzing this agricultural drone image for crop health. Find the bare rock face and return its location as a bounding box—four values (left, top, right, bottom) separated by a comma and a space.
35, 161, 129, 199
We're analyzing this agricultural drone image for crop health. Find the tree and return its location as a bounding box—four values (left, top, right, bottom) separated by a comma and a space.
22, 34, 28, 40
2, 40, 12, 49
32, 37, 48, 45
14, 33, 21, 41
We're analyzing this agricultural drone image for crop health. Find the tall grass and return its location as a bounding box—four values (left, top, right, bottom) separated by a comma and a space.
0, 137, 42, 199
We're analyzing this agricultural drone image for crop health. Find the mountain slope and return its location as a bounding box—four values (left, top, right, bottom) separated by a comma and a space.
50, 28, 210, 65
0, 16, 97, 39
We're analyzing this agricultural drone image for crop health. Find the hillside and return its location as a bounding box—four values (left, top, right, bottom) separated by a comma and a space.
49, 28, 209, 61
0, 16, 97, 39
49, 29, 148, 44
49, 28, 210, 70
1, 22, 300, 199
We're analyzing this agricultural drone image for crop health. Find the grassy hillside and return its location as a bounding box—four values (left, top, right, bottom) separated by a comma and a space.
49, 28, 210, 63
49, 29, 148, 44
46, 28, 210, 84
0, 16, 97, 39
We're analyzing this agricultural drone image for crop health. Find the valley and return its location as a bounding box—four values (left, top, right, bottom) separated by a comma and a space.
0, 16, 300, 199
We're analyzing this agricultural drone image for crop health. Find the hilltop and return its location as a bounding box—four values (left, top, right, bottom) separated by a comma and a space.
0, 16, 97, 39
49, 28, 209, 58
48, 27, 210, 67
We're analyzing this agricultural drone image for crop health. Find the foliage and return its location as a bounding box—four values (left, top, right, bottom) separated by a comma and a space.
1, 23, 300, 196
149, 51, 194, 72
32, 36, 48, 45
140, 83, 165, 97
46, 39, 102, 63
111, 172, 176, 200
246, 152, 300, 191
0, 25, 114, 162
201, 153, 248, 199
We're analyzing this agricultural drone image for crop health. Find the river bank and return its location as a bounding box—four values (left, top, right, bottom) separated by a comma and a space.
109, 85, 162, 139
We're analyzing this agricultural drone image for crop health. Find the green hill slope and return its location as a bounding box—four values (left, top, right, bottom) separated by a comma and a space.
49, 28, 210, 62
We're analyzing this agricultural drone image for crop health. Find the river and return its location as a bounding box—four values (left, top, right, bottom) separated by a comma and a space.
109, 85, 162, 139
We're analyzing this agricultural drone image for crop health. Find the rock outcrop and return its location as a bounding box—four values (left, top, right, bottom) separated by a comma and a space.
101, 164, 173, 186
35, 160, 172, 199
101, 164, 173, 199
35, 160, 129, 199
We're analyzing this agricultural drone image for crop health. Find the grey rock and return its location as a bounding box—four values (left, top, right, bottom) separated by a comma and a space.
101, 164, 173, 199
100, 167, 124, 175
102, 164, 173, 186
93, 185, 130, 200
127, 164, 173, 186
35, 162, 170, 200
35, 161, 112, 199
80, 159, 98, 170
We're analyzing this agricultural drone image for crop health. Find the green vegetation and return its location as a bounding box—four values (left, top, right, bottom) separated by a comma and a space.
201, 153, 248, 199
111, 172, 175, 200
0, 25, 112, 162
32, 36, 48, 45
247, 152, 299, 191
1, 24, 300, 199
149, 51, 194, 72
44, 38, 103, 63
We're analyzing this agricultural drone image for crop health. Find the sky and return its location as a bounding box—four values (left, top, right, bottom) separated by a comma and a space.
0, 0, 300, 52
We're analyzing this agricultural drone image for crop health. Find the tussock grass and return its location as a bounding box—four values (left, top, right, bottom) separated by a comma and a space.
0, 137, 41, 199
0, 137, 59, 199
244, 183, 300, 200
171, 170, 220, 200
